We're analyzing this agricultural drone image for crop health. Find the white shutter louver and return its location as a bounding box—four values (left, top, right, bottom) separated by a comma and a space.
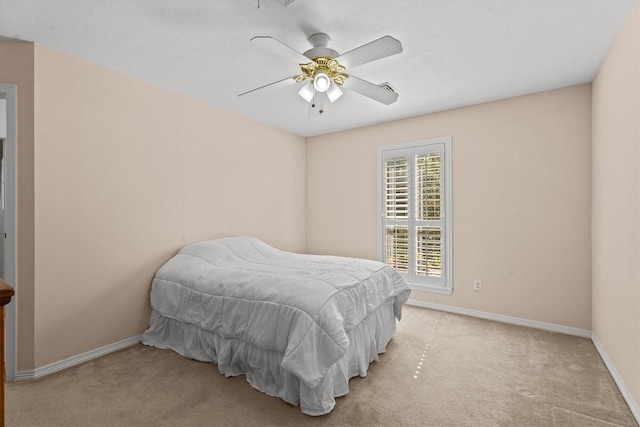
385, 156, 409, 219
416, 226, 441, 277
385, 226, 408, 273
416, 153, 441, 220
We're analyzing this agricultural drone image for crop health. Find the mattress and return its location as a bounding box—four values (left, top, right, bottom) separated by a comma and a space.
141, 236, 410, 415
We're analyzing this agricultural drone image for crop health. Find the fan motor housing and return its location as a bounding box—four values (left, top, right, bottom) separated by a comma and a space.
303, 33, 339, 59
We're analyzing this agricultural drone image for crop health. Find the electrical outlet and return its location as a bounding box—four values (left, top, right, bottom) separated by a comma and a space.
473, 279, 482, 291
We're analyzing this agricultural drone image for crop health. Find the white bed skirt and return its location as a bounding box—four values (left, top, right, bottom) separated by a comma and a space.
141, 299, 399, 415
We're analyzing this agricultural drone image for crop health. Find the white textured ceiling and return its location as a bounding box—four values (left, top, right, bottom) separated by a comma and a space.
0, 0, 636, 137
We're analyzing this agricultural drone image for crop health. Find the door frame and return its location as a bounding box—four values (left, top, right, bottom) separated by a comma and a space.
0, 83, 18, 382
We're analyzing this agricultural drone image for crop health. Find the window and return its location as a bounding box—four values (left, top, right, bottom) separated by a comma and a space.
378, 137, 452, 294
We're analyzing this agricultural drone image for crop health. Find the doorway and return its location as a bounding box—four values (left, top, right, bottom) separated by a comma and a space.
0, 84, 17, 382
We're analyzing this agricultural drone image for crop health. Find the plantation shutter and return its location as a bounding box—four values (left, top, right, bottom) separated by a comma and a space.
379, 141, 448, 289
384, 154, 409, 273
413, 146, 444, 285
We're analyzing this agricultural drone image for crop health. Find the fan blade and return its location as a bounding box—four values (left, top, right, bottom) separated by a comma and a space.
251, 36, 310, 64
342, 75, 399, 105
335, 35, 402, 69
238, 75, 298, 98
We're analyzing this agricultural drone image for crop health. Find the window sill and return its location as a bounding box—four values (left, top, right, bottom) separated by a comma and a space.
408, 283, 453, 295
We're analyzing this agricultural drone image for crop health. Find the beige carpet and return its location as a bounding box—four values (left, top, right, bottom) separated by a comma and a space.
6, 306, 638, 426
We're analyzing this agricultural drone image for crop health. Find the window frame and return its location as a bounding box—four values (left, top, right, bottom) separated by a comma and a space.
377, 136, 453, 294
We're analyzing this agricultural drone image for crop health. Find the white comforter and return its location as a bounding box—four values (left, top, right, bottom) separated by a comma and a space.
141, 236, 410, 414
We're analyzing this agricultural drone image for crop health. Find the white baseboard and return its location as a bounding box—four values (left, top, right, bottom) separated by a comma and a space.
406, 299, 592, 338
14, 335, 141, 381
591, 334, 640, 424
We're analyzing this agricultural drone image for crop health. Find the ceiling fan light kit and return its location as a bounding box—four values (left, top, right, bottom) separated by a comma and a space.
239, 32, 403, 115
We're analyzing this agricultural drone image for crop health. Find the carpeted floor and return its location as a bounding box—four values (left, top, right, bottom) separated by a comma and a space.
6, 305, 638, 426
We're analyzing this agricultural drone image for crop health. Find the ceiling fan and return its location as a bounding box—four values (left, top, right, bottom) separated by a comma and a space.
238, 33, 403, 114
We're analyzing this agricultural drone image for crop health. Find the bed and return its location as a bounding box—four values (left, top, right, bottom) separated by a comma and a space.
140, 236, 410, 415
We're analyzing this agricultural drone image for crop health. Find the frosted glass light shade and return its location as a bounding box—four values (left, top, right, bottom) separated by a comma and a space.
298, 82, 315, 102
313, 71, 331, 93
326, 83, 343, 103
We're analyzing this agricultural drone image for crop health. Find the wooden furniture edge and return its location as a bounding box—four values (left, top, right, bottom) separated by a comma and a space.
0, 279, 14, 427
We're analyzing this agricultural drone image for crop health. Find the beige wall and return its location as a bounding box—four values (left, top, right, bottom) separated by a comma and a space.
592, 0, 640, 408
0, 41, 36, 372
307, 84, 592, 330
30, 45, 305, 367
